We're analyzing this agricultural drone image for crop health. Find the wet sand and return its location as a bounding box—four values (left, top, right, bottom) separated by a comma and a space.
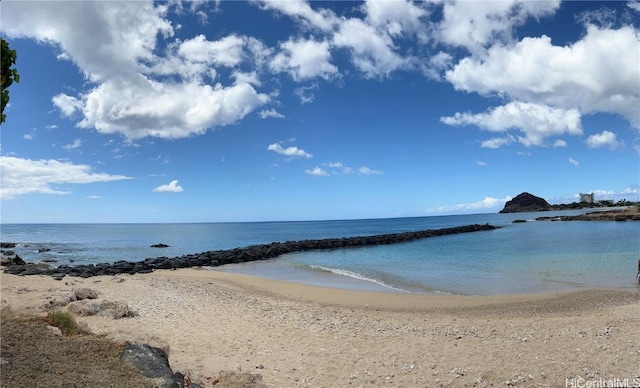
2, 269, 639, 387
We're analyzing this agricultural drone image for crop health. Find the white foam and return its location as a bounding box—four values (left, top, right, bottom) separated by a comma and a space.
309, 265, 410, 293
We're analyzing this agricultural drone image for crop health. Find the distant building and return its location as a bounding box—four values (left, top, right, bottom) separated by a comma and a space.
579, 193, 594, 203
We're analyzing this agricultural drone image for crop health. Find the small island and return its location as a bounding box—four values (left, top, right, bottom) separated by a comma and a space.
500, 192, 550, 213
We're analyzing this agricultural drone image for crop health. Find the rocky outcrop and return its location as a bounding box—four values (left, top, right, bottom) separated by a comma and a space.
150, 243, 169, 248
500, 192, 551, 213
119, 344, 185, 388
67, 300, 138, 319
0, 252, 25, 266
536, 208, 640, 222
2, 223, 498, 279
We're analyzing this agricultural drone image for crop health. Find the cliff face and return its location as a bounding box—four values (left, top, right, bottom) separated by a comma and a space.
500, 192, 551, 213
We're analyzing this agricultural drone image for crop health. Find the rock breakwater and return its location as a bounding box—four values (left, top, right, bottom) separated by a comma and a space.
2, 224, 497, 279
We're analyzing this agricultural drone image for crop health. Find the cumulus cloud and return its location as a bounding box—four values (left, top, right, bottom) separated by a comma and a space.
305, 166, 329, 176
438, 0, 560, 54
256, 0, 338, 32
363, 0, 428, 38
628, 1, 640, 12
259, 109, 285, 119
441, 101, 582, 147
267, 143, 313, 159
3, 1, 270, 141
332, 18, 408, 78
152, 180, 184, 193
52, 94, 83, 117
446, 25, 640, 128
569, 157, 580, 167
0, 156, 131, 200
553, 139, 567, 148
586, 130, 622, 149
270, 38, 338, 81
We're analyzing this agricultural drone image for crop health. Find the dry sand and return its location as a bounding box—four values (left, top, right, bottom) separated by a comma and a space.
2, 269, 639, 387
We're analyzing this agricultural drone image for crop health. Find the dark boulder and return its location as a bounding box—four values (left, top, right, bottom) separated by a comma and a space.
500, 192, 551, 213
150, 243, 170, 248
120, 344, 184, 388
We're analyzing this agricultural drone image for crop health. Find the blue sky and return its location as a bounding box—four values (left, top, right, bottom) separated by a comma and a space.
1, 0, 639, 223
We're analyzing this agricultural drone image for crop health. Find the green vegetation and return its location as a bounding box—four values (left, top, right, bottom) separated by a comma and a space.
1, 37, 20, 124
47, 310, 80, 335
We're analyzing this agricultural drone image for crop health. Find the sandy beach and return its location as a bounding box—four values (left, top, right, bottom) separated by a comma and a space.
2, 269, 639, 387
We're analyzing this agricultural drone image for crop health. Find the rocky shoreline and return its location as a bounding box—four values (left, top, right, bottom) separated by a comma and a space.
535, 207, 640, 222
1, 223, 497, 280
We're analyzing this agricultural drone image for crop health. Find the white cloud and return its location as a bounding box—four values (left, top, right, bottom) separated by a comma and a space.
152, 180, 183, 193
177, 34, 246, 67
423, 51, 454, 80
305, 166, 329, 176
476, 161, 487, 167
86, 195, 102, 199
628, 1, 640, 12
45, 124, 58, 129
78, 79, 269, 140
586, 130, 622, 150
257, 0, 338, 32
426, 196, 511, 214
293, 84, 318, 104
358, 166, 384, 175
231, 70, 261, 87
333, 18, 407, 79
363, 0, 428, 38
62, 139, 83, 150
569, 157, 580, 167
481, 136, 514, 149
325, 162, 354, 175
270, 38, 338, 81
553, 139, 567, 148
438, 0, 560, 54
441, 101, 582, 148
52, 94, 83, 117
446, 25, 640, 128
3, 1, 270, 141
259, 109, 285, 119
23, 134, 33, 140
267, 143, 312, 159
0, 156, 131, 200
320, 162, 381, 175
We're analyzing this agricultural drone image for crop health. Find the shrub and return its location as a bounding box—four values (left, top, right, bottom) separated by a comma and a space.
47, 310, 79, 335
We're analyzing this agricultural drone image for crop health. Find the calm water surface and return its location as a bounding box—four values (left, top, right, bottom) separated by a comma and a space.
2, 211, 638, 295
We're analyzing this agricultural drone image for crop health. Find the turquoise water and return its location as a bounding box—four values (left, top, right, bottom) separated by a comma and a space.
1, 210, 638, 295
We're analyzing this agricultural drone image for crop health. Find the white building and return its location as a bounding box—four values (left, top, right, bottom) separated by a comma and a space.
579, 193, 594, 203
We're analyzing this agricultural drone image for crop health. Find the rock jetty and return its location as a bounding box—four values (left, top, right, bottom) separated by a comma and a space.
2, 223, 497, 279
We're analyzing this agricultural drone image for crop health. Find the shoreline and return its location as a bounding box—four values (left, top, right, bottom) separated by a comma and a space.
2, 269, 639, 387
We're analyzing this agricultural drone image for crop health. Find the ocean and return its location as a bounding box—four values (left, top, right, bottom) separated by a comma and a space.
1, 210, 638, 295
